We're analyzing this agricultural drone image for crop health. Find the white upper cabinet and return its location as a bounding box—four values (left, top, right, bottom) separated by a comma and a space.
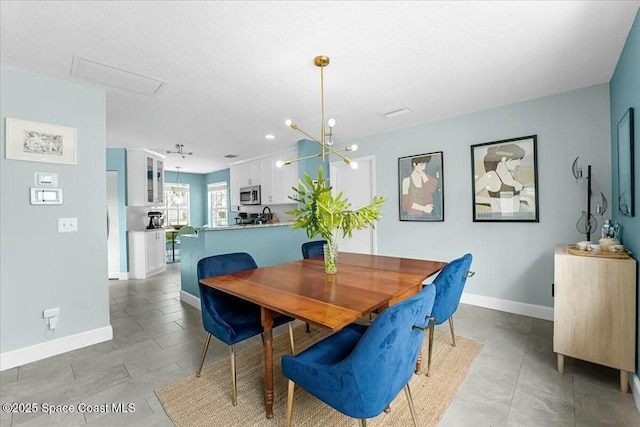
230, 149, 299, 206
127, 148, 166, 206
267, 149, 298, 204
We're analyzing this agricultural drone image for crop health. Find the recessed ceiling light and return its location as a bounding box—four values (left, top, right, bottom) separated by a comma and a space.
224, 154, 238, 158
265, 134, 275, 140
383, 106, 412, 118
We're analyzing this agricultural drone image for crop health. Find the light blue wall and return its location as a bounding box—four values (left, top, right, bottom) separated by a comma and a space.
0, 67, 110, 353
106, 148, 128, 272
165, 170, 206, 227
180, 226, 311, 298
331, 83, 612, 310
609, 9, 640, 376
298, 138, 329, 180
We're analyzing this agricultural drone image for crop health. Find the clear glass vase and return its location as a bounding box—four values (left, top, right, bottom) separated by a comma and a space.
323, 240, 338, 274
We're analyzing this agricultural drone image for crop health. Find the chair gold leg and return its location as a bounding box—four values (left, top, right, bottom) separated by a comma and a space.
230, 345, 237, 406
426, 325, 434, 376
360, 419, 367, 427
286, 380, 295, 427
196, 333, 212, 377
448, 316, 456, 347
288, 322, 295, 355
404, 384, 419, 427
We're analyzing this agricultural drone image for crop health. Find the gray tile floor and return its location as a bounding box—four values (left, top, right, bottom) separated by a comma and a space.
1, 263, 639, 426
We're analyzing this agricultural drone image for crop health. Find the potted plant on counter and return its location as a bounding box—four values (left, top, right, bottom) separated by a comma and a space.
286, 166, 387, 274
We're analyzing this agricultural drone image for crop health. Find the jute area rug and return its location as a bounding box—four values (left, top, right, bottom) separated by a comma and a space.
156, 324, 482, 426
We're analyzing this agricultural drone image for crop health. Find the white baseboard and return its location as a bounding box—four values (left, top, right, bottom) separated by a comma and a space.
0, 325, 113, 372
631, 373, 640, 414
460, 292, 554, 321
180, 290, 201, 310
181, 289, 553, 321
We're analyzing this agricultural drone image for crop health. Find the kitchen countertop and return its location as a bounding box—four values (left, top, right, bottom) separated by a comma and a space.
200, 222, 292, 231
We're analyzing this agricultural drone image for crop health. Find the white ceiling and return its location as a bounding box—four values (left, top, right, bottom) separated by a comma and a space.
1, 1, 638, 173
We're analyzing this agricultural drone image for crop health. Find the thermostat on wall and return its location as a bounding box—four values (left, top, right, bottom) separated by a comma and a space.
30, 187, 63, 205
34, 172, 58, 187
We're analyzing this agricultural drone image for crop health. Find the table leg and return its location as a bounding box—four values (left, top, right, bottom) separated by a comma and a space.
620, 370, 629, 393
415, 353, 422, 374
261, 308, 275, 419
172, 237, 175, 262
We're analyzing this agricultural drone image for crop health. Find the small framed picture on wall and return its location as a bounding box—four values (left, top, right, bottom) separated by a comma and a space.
398, 151, 444, 222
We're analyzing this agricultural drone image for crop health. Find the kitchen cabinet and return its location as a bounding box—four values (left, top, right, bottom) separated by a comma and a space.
128, 230, 167, 279
127, 148, 165, 206
230, 160, 263, 207
230, 150, 298, 206
262, 150, 298, 204
553, 246, 636, 392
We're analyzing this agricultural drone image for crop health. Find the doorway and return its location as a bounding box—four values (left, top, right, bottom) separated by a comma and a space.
330, 155, 377, 254
107, 171, 121, 279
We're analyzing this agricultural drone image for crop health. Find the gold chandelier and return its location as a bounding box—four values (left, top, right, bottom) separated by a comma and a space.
276, 55, 358, 169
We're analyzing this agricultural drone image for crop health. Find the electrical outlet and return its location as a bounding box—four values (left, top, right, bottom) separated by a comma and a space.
43, 307, 60, 330
43, 307, 60, 318
58, 218, 78, 232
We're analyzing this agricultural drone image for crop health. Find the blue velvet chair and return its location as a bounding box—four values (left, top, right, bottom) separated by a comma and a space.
301, 240, 326, 259
424, 253, 474, 376
196, 252, 295, 406
282, 284, 437, 426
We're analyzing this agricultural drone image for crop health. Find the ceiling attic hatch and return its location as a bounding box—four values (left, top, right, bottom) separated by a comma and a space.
71, 55, 165, 95
383, 106, 412, 119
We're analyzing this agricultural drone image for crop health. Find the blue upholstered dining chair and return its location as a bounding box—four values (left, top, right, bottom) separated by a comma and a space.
196, 252, 296, 406
301, 240, 326, 259
282, 284, 437, 427
424, 253, 474, 376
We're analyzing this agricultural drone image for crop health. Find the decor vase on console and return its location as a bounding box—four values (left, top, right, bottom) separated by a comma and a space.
287, 166, 386, 274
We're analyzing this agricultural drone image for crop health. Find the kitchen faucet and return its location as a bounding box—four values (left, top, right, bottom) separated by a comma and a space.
261, 206, 272, 223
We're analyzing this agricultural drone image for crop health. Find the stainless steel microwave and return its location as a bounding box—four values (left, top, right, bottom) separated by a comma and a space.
240, 185, 261, 205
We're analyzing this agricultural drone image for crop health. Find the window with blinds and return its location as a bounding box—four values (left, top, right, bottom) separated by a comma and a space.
208, 182, 228, 227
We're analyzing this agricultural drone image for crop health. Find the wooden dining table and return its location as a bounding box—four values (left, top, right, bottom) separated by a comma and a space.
199, 252, 447, 418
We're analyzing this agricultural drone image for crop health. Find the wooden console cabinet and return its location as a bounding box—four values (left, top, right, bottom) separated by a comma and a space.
553, 246, 636, 392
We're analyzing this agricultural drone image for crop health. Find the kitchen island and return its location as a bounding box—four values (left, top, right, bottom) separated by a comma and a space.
179, 223, 312, 305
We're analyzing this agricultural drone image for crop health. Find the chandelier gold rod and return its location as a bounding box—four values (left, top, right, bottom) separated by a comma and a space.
320, 60, 326, 163
280, 55, 357, 169
280, 144, 354, 166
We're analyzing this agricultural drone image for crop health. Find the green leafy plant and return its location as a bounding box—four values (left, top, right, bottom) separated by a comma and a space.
286, 166, 387, 243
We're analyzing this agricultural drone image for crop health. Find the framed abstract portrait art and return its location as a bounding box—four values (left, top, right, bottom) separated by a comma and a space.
471, 135, 539, 222
398, 151, 444, 222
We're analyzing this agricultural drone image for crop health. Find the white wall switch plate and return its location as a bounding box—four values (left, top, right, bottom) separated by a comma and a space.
58, 218, 78, 232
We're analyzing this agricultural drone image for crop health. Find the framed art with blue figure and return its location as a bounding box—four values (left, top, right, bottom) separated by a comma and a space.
398, 151, 444, 221
471, 135, 539, 222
